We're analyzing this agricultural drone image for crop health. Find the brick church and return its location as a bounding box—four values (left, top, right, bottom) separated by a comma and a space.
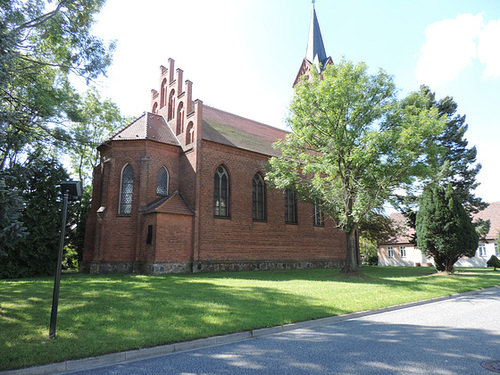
82, 3, 347, 274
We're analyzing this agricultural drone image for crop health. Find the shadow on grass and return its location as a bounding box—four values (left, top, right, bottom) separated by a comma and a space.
1, 267, 500, 371
0, 273, 343, 371
69, 287, 500, 375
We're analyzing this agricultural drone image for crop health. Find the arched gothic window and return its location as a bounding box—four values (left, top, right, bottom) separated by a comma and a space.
156, 166, 169, 196
313, 204, 324, 227
176, 102, 184, 135
284, 189, 297, 223
152, 102, 158, 114
186, 122, 194, 145
252, 173, 266, 221
168, 89, 175, 120
119, 164, 134, 215
214, 166, 230, 217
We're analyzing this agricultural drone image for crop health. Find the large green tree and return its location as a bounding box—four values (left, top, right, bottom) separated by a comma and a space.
396, 86, 487, 248
0, 0, 115, 170
68, 88, 126, 186
416, 184, 479, 273
0, 153, 70, 278
266, 60, 446, 273
0, 0, 124, 276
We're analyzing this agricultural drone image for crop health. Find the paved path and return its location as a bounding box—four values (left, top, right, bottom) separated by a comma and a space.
61, 286, 500, 375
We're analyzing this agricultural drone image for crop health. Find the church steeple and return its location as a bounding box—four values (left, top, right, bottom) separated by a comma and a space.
293, 0, 332, 87
306, 0, 329, 70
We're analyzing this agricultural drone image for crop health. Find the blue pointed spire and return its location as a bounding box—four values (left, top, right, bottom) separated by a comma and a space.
305, 0, 329, 71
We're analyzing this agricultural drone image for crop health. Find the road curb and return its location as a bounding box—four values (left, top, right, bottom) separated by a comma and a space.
2, 286, 498, 375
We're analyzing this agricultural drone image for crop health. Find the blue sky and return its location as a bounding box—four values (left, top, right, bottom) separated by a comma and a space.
91, 0, 500, 204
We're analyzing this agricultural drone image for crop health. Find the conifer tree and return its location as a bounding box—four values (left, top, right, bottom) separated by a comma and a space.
416, 184, 479, 272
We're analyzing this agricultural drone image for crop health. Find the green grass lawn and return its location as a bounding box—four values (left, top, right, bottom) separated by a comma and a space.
1, 266, 500, 371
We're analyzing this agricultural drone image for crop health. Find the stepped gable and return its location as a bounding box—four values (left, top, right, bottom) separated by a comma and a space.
202, 105, 288, 157
110, 112, 180, 146
146, 191, 194, 216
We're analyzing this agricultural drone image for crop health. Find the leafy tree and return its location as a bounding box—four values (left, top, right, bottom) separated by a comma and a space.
416, 184, 479, 273
396, 86, 486, 241
359, 211, 398, 244
0, 153, 70, 278
0, 173, 28, 257
266, 60, 446, 273
487, 255, 500, 271
359, 237, 379, 265
358, 211, 398, 265
1, 0, 115, 170
497, 229, 500, 254
67, 88, 127, 185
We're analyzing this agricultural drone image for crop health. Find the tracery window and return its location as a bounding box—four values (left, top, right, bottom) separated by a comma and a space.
119, 164, 134, 215
214, 166, 230, 218
284, 189, 297, 224
156, 166, 169, 196
313, 204, 324, 227
252, 173, 266, 221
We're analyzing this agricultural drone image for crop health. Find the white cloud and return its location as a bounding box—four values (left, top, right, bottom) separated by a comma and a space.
416, 14, 483, 87
478, 19, 500, 78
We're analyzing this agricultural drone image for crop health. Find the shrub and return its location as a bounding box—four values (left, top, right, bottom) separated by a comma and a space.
486, 255, 500, 271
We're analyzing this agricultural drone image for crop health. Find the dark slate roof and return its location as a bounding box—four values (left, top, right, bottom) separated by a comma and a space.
305, 3, 330, 71
145, 191, 194, 216
202, 106, 288, 157
110, 112, 179, 146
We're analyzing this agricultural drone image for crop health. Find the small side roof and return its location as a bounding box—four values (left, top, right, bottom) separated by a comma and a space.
109, 112, 180, 146
146, 191, 194, 216
202, 106, 288, 157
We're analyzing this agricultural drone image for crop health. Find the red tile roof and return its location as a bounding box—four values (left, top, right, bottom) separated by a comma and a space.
202, 106, 288, 157
381, 213, 415, 245
380, 202, 500, 245
474, 201, 500, 240
110, 112, 179, 146
146, 191, 194, 216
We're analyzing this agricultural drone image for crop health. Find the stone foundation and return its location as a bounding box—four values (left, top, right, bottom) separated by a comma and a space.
80, 259, 345, 275
193, 259, 345, 273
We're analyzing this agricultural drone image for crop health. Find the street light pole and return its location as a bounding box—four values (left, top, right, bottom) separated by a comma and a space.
49, 181, 81, 339
49, 190, 69, 339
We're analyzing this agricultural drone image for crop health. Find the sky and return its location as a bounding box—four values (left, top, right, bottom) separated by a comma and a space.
89, 0, 500, 204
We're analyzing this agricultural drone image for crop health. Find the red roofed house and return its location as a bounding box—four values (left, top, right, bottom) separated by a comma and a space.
82, 3, 347, 274
378, 202, 500, 267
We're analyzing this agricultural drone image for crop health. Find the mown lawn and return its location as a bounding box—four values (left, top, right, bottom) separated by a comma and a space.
1, 266, 500, 371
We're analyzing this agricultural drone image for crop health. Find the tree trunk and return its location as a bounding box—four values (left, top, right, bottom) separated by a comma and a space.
341, 228, 359, 274
444, 258, 457, 273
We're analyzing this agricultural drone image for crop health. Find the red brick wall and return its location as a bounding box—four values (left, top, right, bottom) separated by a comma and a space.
154, 213, 193, 262
196, 141, 346, 263
83, 139, 189, 266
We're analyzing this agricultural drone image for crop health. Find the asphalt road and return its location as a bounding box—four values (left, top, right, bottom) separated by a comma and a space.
66, 286, 500, 375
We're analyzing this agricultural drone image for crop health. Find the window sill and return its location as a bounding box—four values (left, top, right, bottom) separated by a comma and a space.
214, 216, 231, 220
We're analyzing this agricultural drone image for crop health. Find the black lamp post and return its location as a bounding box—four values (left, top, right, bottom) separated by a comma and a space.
49, 181, 82, 339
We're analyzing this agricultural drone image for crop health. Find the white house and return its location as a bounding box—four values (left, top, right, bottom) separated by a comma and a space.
378, 202, 500, 268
